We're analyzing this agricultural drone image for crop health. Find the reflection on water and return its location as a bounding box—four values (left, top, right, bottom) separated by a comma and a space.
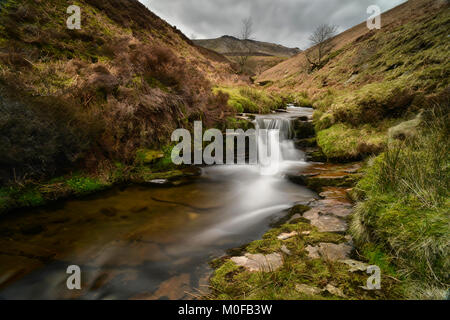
0, 108, 316, 300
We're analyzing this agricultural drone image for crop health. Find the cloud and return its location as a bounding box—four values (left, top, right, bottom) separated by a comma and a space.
140, 0, 407, 48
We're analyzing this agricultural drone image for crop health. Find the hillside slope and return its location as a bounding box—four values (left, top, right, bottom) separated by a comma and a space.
257, 0, 446, 88
0, 0, 236, 184
256, 0, 448, 159
254, 0, 449, 299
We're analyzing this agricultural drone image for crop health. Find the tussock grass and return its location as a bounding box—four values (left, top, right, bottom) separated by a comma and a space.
351, 102, 450, 299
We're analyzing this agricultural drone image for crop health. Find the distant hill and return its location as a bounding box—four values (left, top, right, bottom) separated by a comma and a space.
193, 36, 301, 58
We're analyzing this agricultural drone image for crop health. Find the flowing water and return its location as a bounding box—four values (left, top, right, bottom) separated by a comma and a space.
0, 107, 316, 300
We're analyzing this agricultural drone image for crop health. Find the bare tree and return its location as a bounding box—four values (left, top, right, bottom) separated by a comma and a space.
235, 17, 254, 73
305, 24, 338, 70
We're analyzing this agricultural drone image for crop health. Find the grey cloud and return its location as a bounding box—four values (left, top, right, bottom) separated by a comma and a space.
141, 0, 407, 49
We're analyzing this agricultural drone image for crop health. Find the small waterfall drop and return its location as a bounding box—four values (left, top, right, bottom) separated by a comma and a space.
255, 115, 305, 176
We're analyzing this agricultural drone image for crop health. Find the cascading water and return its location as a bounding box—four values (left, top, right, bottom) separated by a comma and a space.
255, 113, 306, 176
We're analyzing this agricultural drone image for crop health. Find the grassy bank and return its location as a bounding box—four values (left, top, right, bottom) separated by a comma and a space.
350, 105, 449, 299
213, 86, 285, 114
213, 86, 313, 114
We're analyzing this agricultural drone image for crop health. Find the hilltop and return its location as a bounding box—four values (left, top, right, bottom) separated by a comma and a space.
194, 35, 301, 58
194, 35, 301, 75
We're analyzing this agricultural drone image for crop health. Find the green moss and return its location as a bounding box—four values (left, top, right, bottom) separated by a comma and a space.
317, 123, 387, 160
0, 186, 45, 213
135, 149, 165, 165
15, 188, 45, 207
224, 117, 255, 131
214, 86, 284, 114
289, 92, 314, 108
66, 176, 108, 195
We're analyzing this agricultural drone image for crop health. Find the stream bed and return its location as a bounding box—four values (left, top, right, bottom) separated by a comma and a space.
0, 107, 316, 300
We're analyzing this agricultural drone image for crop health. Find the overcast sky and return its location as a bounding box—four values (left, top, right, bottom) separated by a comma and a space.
140, 0, 407, 49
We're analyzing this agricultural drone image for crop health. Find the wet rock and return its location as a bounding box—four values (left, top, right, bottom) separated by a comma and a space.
303, 209, 348, 233
310, 200, 353, 218
295, 137, 317, 148
295, 284, 323, 296
277, 231, 298, 240
325, 284, 347, 298
305, 148, 327, 162
294, 120, 315, 139
289, 204, 311, 215
306, 175, 357, 192
231, 253, 283, 272
287, 214, 302, 224
343, 163, 362, 174
319, 187, 352, 203
340, 259, 370, 272
149, 273, 191, 300
286, 174, 307, 185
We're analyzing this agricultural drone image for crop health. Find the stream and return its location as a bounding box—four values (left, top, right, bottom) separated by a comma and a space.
0, 107, 316, 300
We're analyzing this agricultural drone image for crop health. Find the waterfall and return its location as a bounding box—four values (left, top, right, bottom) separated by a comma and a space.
255, 116, 304, 176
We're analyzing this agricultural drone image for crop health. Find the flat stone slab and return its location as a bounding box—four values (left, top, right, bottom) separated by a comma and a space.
310, 200, 353, 218
303, 209, 348, 233
318, 243, 352, 261
231, 253, 283, 272
306, 243, 352, 261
